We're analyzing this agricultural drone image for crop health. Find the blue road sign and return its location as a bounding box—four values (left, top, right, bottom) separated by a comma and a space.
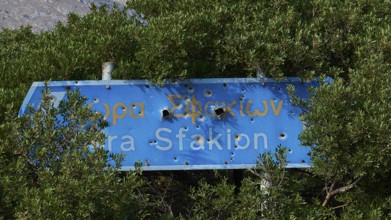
19, 78, 324, 171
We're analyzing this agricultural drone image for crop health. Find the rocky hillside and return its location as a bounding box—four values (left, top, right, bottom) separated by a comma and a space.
0, 0, 127, 32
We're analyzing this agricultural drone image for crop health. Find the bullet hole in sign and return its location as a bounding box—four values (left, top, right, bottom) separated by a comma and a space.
214, 107, 225, 120
162, 109, 170, 119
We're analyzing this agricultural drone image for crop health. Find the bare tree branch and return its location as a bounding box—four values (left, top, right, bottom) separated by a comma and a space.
322, 176, 363, 207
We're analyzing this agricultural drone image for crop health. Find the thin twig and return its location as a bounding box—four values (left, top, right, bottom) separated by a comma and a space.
332, 203, 349, 210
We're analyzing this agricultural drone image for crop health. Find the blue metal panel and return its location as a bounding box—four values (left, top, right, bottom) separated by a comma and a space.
19, 78, 325, 171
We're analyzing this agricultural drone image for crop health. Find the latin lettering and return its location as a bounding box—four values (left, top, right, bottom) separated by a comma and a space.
254, 133, 268, 149
190, 134, 205, 150
107, 135, 118, 152
208, 128, 222, 150
235, 134, 250, 150
155, 128, 173, 151
120, 135, 135, 151
176, 128, 187, 151
227, 129, 232, 150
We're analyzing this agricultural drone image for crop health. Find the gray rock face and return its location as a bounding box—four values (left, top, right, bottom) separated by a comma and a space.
0, 0, 127, 32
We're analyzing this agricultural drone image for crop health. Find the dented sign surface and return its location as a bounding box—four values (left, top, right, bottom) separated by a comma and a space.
19, 78, 323, 170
